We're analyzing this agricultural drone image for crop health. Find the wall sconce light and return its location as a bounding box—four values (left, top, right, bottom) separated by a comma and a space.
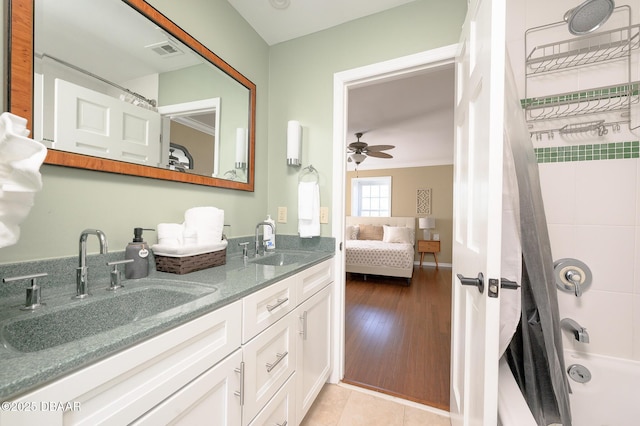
235, 127, 247, 170
419, 217, 436, 240
287, 120, 302, 166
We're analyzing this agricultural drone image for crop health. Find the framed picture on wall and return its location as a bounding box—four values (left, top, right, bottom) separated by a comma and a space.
416, 188, 431, 215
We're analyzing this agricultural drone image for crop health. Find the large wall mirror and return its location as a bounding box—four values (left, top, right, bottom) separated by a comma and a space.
8, 0, 256, 191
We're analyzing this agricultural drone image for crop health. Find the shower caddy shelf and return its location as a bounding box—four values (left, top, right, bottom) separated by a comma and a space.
524, 20, 640, 136
526, 24, 640, 75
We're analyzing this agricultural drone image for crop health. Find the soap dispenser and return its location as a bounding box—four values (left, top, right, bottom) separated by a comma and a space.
125, 227, 153, 279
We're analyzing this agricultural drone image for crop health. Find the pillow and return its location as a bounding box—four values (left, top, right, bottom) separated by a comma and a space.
346, 225, 359, 240
358, 224, 383, 240
383, 225, 413, 244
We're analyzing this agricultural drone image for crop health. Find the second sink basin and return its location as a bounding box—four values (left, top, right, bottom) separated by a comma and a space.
250, 252, 311, 266
1, 285, 214, 353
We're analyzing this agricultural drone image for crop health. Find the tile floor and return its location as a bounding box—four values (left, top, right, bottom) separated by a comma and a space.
300, 383, 451, 426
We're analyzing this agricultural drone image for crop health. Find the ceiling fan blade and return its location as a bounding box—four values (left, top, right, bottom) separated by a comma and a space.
365, 144, 395, 152
348, 141, 367, 150
367, 151, 393, 159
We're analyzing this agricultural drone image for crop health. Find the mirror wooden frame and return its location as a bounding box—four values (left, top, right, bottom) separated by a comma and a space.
7, 0, 256, 191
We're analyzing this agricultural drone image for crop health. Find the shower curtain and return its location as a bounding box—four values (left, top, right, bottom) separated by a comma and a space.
502, 59, 572, 426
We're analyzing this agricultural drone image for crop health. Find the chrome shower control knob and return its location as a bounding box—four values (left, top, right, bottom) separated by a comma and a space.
554, 258, 592, 297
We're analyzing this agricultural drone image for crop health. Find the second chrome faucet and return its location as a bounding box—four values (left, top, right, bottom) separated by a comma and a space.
75, 229, 108, 299
254, 221, 275, 257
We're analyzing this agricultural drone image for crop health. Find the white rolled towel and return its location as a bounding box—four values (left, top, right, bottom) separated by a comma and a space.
157, 223, 184, 247
182, 226, 198, 246
184, 206, 224, 244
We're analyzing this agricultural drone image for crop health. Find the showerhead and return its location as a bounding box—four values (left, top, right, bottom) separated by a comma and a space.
564, 0, 615, 35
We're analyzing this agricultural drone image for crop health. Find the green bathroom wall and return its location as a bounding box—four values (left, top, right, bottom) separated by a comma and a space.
0, 0, 270, 263
1, 0, 467, 263
266, 0, 467, 236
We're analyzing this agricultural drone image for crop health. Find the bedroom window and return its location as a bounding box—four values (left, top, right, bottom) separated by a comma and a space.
351, 176, 391, 216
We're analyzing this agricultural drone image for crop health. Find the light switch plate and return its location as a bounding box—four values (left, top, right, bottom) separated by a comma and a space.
277, 207, 287, 223
320, 207, 329, 224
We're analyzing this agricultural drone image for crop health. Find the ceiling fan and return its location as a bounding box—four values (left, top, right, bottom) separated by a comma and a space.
347, 132, 395, 165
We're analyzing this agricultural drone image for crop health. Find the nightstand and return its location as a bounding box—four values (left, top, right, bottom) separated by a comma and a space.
418, 240, 440, 269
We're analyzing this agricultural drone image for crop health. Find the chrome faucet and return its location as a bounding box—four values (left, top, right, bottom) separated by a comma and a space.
75, 229, 108, 299
255, 222, 275, 257
561, 318, 589, 343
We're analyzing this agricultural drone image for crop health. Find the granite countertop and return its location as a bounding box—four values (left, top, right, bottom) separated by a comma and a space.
0, 249, 333, 401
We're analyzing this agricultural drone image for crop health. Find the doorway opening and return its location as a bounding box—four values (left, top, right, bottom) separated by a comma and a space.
331, 44, 458, 410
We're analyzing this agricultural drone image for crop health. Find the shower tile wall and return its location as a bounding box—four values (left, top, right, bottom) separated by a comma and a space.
540, 158, 640, 360
507, 0, 640, 362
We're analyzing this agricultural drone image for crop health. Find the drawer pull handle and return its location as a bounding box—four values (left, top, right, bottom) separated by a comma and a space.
299, 311, 308, 340
266, 351, 288, 372
266, 297, 288, 312
234, 361, 245, 406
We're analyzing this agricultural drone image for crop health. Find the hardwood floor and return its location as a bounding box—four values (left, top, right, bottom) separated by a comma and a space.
343, 266, 452, 411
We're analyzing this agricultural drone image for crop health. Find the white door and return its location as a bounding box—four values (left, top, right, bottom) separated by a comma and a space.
450, 0, 506, 425
55, 78, 161, 166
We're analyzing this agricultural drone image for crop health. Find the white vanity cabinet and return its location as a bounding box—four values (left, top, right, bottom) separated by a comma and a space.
0, 300, 242, 426
1, 258, 334, 426
241, 258, 334, 426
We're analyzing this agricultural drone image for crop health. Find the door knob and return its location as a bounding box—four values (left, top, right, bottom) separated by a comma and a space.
456, 272, 484, 293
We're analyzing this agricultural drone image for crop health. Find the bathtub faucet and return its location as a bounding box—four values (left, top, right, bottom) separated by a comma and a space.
561, 318, 589, 343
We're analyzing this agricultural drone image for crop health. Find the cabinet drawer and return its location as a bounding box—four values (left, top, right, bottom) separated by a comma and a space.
418, 240, 440, 252
242, 312, 297, 426
132, 349, 242, 426
243, 275, 296, 343
248, 373, 296, 426
297, 258, 333, 304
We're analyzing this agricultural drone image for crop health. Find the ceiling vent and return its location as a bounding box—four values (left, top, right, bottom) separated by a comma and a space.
145, 40, 184, 57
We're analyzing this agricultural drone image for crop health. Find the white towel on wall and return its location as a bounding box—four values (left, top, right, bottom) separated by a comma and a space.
0, 113, 47, 248
298, 181, 320, 238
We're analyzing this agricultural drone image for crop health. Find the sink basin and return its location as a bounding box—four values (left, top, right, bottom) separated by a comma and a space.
250, 252, 310, 266
1, 286, 214, 353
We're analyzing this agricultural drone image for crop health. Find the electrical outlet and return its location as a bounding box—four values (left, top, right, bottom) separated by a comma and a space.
277, 207, 287, 223
320, 207, 329, 224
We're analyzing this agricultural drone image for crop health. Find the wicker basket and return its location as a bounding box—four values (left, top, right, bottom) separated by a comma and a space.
154, 248, 226, 274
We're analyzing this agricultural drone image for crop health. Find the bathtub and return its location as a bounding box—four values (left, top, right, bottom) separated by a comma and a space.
498, 351, 640, 426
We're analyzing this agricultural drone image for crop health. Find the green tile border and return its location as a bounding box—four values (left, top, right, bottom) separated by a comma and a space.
521, 83, 640, 109
535, 141, 640, 163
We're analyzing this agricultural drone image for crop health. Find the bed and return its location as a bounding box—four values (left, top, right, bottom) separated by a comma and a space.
345, 216, 416, 283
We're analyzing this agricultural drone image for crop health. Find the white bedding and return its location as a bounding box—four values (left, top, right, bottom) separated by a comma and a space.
345, 240, 414, 270
344, 216, 416, 280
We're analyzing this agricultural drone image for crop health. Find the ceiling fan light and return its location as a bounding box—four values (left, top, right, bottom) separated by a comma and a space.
350, 153, 366, 165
